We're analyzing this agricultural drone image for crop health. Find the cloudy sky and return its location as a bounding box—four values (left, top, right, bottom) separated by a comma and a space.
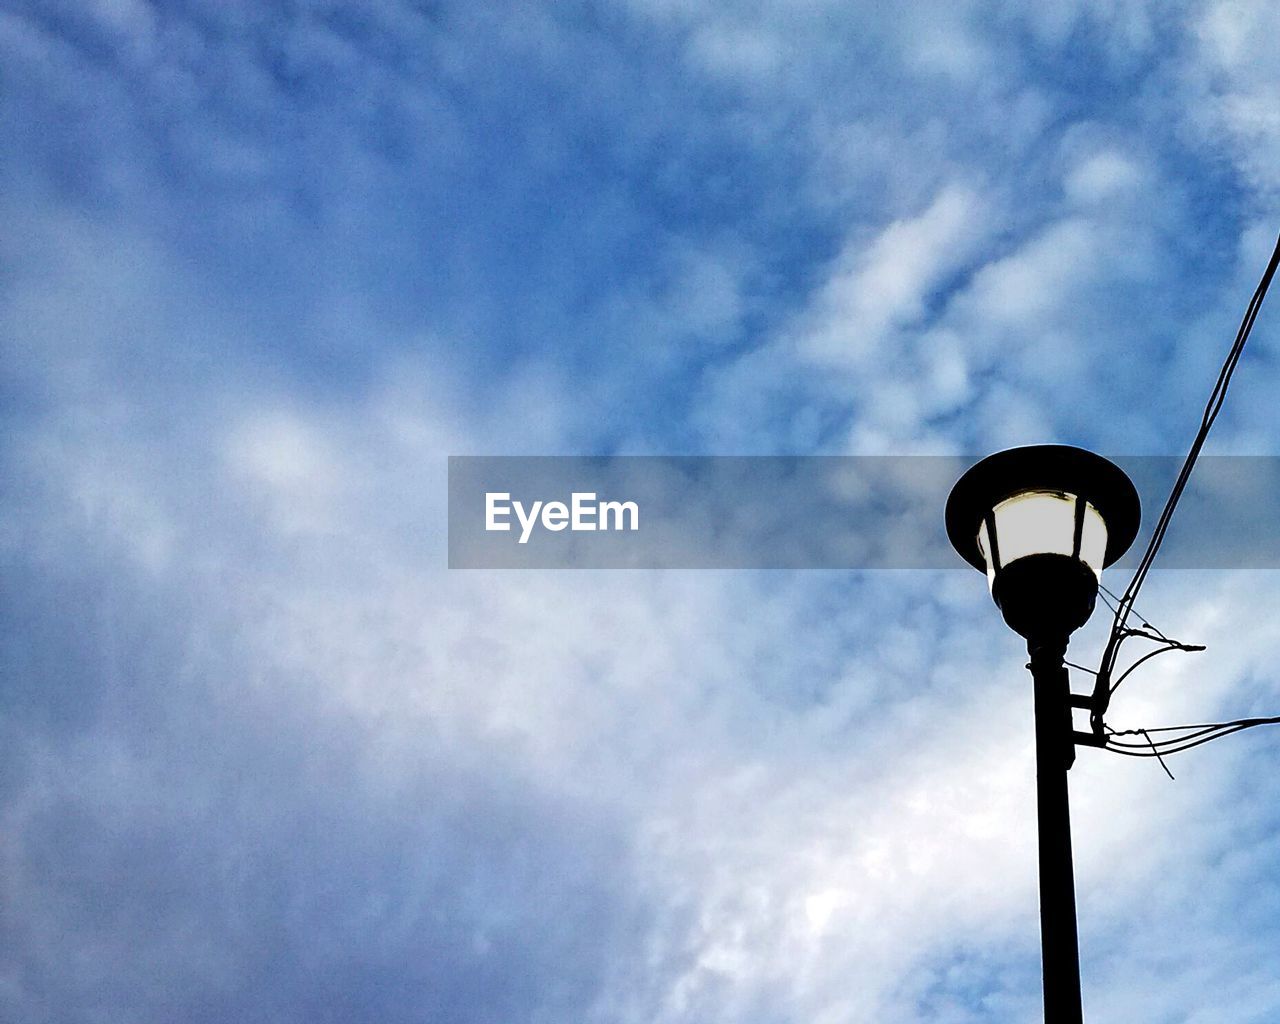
4, 1, 1280, 1021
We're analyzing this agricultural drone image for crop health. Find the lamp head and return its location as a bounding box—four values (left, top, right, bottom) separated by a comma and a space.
945, 445, 1141, 641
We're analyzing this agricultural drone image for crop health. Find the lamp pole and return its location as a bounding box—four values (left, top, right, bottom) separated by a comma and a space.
1028, 634, 1083, 1024
946, 445, 1143, 1024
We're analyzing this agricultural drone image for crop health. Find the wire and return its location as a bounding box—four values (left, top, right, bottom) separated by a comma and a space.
1098, 582, 1125, 604
1142, 729, 1176, 779
1107, 237, 1278, 640
1097, 582, 1168, 640
1108, 717, 1280, 735
1102, 715, 1280, 760
1106, 724, 1230, 748
1104, 723, 1256, 757
1107, 714, 1280, 742
1108, 639, 1206, 695
1096, 586, 1122, 618
1090, 232, 1280, 728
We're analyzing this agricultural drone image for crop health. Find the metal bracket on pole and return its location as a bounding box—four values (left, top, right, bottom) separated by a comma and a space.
1066, 692, 1112, 748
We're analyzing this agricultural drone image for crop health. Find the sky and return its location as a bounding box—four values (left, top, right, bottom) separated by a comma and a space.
4, 1, 1280, 1022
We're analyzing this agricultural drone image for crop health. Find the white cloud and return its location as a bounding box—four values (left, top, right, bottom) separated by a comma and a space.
1063, 149, 1148, 206
689, 21, 785, 79
963, 218, 1099, 331
796, 184, 993, 370
1184, 0, 1280, 194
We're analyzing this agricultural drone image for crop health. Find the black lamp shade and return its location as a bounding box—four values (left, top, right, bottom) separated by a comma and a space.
945, 445, 1141, 639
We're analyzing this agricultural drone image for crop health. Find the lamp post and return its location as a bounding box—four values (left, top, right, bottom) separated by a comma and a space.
945, 445, 1141, 1024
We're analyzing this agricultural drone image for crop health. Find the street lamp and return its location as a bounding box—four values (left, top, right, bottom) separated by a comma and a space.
946, 445, 1141, 1024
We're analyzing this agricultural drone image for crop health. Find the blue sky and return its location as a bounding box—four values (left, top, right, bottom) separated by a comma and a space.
4, 1, 1280, 1022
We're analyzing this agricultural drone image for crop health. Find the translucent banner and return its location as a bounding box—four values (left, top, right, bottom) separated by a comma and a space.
447, 456, 1280, 570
